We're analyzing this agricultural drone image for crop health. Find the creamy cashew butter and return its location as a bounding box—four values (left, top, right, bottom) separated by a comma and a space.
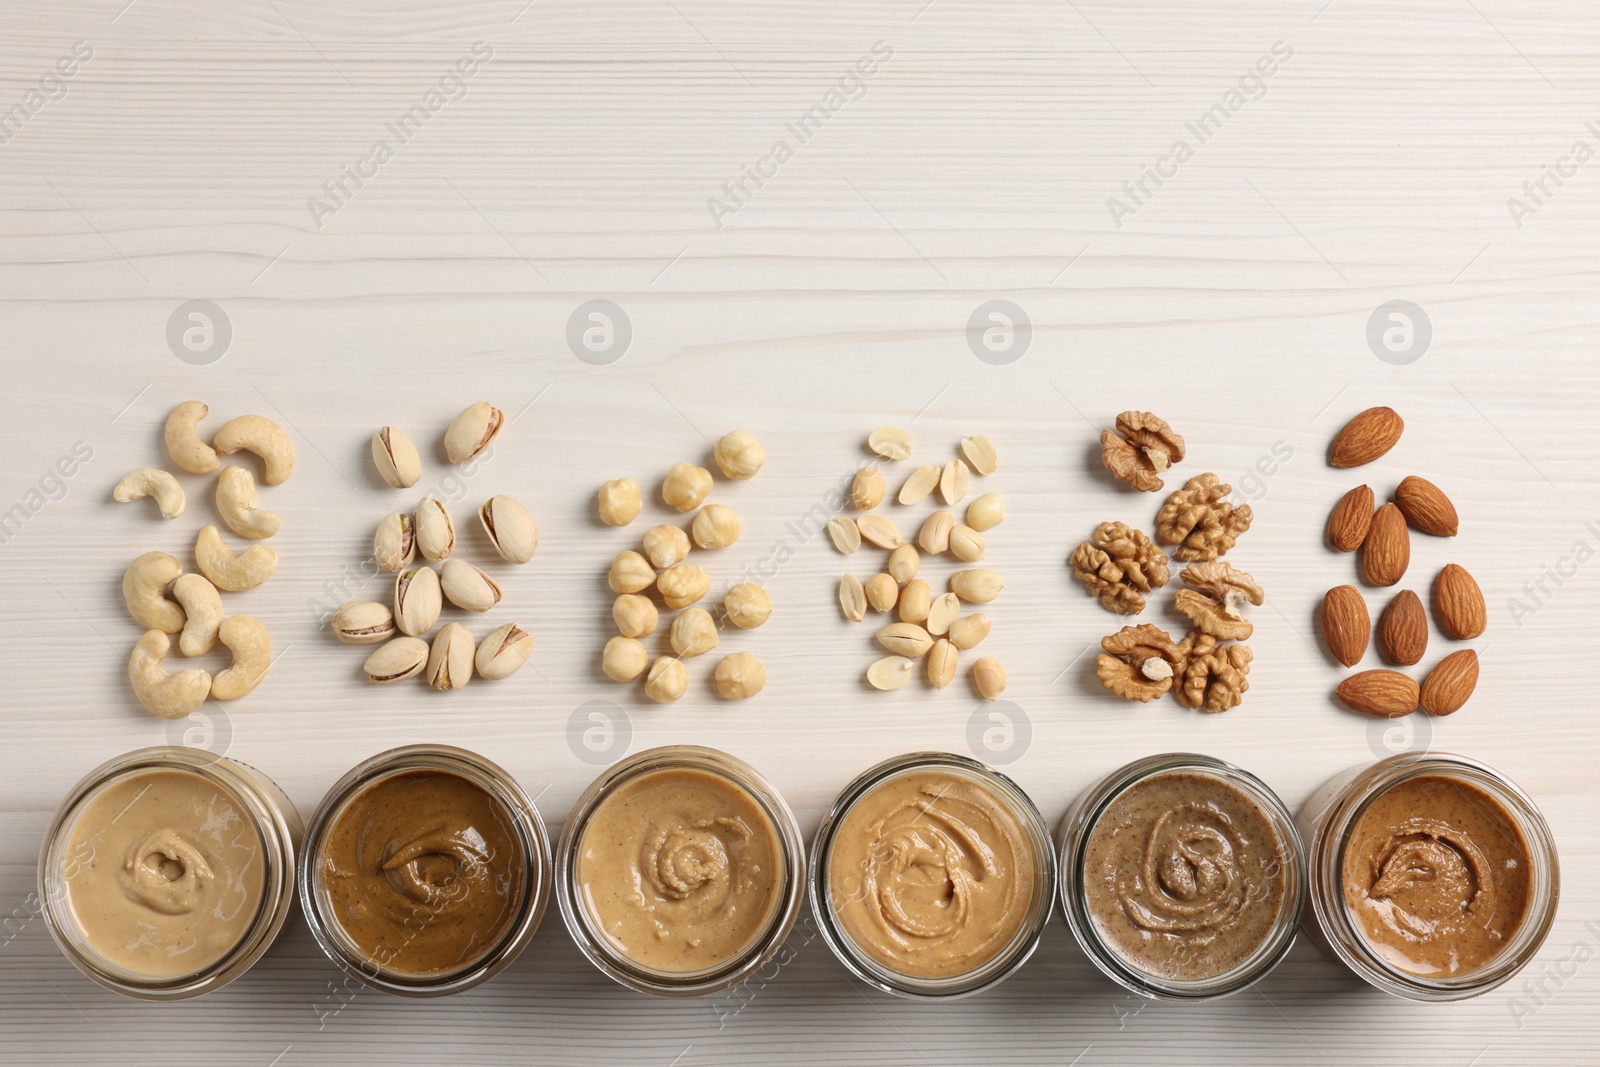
577, 767, 784, 973
62, 769, 265, 977
318, 770, 526, 977
1082, 771, 1288, 981
1342, 774, 1531, 976
827, 771, 1035, 979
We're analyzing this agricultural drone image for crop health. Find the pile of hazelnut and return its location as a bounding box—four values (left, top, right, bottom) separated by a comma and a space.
597, 432, 771, 703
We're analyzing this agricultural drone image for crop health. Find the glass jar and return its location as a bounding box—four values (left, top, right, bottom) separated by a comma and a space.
38, 747, 303, 1000
1058, 752, 1306, 1000
298, 745, 551, 997
556, 745, 805, 997
1298, 751, 1560, 1001
810, 751, 1056, 999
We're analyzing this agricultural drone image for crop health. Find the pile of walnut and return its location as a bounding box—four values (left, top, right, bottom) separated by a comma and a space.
830, 427, 1007, 700
113, 401, 286, 719
597, 431, 770, 703
1319, 407, 1484, 718
333, 402, 538, 690
1075, 411, 1259, 713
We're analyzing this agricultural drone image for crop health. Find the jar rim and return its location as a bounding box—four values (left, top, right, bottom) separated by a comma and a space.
37, 747, 300, 1000
297, 744, 551, 997
555, 744, 806, 997
1056, 751, 1307, 1001
808, 750, 1057, 1000
1305, 751, 1560, 1000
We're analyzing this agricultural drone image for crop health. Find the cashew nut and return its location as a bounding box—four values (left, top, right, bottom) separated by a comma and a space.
172, 573, 222, 657
123, 551, 185, 633
213, 415, 294, 485
212, 615, 270, 700
195, 524, 277, 592
164, 400, 219, 474
216, 466, 280, 540
128, 630, 211, 719
113, 467, 186, 520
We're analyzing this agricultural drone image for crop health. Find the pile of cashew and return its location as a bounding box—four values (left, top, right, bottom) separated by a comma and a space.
115, 401, 291, 720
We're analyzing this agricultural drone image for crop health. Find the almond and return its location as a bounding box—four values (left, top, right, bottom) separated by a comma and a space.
1330, 406, 1404, 468
1377, 590, 1427, 666
1361, 503, 1410, 587
1335, 669, 1419, 717
1394, 475, 1459, 537
1420, 649, 1479, 715
1434, 563, 1486, 640
1321, 585, 1370, 668
1327, 484, 1376, 552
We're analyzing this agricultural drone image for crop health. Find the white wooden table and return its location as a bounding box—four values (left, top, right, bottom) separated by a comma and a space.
2, 1, 1597, 1063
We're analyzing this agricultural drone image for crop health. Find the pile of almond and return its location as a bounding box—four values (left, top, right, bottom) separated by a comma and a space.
1320, 407, 1485, 717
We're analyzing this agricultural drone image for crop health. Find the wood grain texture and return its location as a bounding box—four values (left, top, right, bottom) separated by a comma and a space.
2, 0, 1598, 1063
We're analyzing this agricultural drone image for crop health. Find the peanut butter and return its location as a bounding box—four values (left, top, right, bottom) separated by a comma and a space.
61, 769, 264, 977
1082, 771, 1288, 982
827, 771, 1034, 980
317, 770, 526, 977
577, 766, 784, 974
1343, 774, 1531, 976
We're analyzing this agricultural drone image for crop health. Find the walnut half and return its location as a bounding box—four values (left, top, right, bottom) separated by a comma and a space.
1175, 561, 1263, 641
1175, 631, 1253, 713
1097, 624, 1184, 702
1069, 521, 1170, 615
1100, 411, 1187, 492
1156, 473, 1253, 562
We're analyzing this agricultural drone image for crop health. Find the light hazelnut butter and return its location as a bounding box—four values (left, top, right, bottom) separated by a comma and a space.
577, 767, 783, 973
558, 747, 805, 996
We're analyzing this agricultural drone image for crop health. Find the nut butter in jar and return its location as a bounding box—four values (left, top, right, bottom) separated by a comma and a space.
1058, 753, 1306, 1000
1298, 751, 1559, 1001
811, 752, 1056, 999
299, 745, 551, 996
38, 747, 302, 1000
556, 745, 805, 996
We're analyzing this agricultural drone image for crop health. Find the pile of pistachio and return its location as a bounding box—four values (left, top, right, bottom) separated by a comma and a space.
598, 430, 771, 702
334, 402, 537, 689
831, 427, 1007, 700
114, 402, 286, 719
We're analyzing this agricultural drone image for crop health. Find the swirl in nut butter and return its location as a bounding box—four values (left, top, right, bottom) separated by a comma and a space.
1083, 772, 1287, 981
318, 770, 526, 977
1342, 775, 1531, 976
62, 770, 264, 977
827, 772, 1034, 980
577, 767, 784, 973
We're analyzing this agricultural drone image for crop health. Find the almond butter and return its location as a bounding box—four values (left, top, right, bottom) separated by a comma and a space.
1394, 475, 1458, 537
1330, 406, 1404, 468
1377, 590, 1427, 666
1362, 503, 1410, 587
1420, 649, 1479, 715
1327, 484, 1375, 552
1434, 563, 1486, 640
1335, 669, 1419, 717
1321, 585, 1370, 668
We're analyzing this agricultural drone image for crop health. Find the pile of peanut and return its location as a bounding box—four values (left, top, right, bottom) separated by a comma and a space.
332, 402, 538, 689
830, 427, 1007, 700
114, 402, 286, 719
598, 431, 771, 702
